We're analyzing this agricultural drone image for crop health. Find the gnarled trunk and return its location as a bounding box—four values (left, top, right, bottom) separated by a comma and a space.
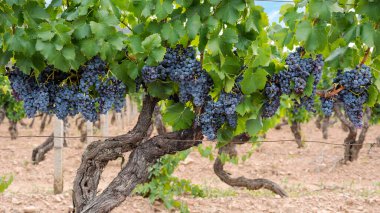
334, 104, 370, 162
32, 133, 54, 164
321, 116, 330, 139
290, 121, 303, 148
8, 120, 17, 140
213, 135, 287, 197
72, 95, 203, 212
153, 106, 166, 135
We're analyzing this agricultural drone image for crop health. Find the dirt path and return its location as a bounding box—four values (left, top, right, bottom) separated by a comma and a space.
0, 117, 379, 212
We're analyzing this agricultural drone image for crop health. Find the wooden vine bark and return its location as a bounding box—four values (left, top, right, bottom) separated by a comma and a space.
153, 105, 167, 135
72, 95, 203, 212
72, 95, 158, 211
333, 104, 371, 162
213, 137, 287, 197
290, 121, 304, 148
32, 133, 54, 164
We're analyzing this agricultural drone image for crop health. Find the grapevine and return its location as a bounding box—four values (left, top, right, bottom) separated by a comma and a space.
319, 66, 372, 128
261, 47, 324, 118
7, 57, 127, 122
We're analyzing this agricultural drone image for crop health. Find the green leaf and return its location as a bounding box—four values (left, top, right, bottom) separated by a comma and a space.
246, 118, 262, 136
304, 75, 315, 97
240, 68, 268, 94
221, 28, 238, 44
215, 0, 245, 24
142, 34, 162, 52
357, 0, 380, 22
308, 0, 342, 20
163, 103, 195, 131
296, 20, 312, 42
146, 47, 166, 65
361, 23, 375, 47
224, 77, 235, 93
35, 40, 56, 59
147, 81, 175, 99
73, 24, 91, 39
49, 53, 70, 71
155, 0, 173, 21
0, 51, 12, 66
296, 21, 327, 51
161, 23, 179, 45
28, 3, 50, 20
221, 56, 241, 75
236, 96, 252, 116
245, 8, 268, 32
325, 47, 347, 62
217, 127, 234, 146
37, 24, 55, 41
186, 14, 201, 40
62, 45, 76, 61
80, 39, 99, 57
128, 36, 144, 54
252, 45, 271, 67
90, 21, 112, 39
367, 85, 378, 107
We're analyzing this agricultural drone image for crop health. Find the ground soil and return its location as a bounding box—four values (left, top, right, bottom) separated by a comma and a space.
0, 116, 379, 213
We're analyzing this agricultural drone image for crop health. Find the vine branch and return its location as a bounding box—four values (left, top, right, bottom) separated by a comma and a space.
360, 47, 371, 66
316, 85, 345, 98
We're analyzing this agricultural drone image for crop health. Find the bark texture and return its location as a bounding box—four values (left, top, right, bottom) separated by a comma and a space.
80, 129, 201, 212
8, 120, 17, 140
153, 106, 167, 135
290, 121, 303, 148
213, 139, 287, 197
334, 104, 370, 162
32, 133, 54, 164
321, 116, 330, 139
72, 95, 159, 212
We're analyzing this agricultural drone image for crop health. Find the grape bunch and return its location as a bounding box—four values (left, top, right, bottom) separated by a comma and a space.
0, 75, 25, 122
332, 65, 372, 127
199, 92, 243, 140
8, 56, 127, 121
141, 45, 213, 107
261, 47, 324, 118
141, 45, 244, 140
262, 76, 281, 118
320, 97, 334, 116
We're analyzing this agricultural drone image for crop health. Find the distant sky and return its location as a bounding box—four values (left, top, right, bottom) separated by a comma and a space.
255, 1, 287, 23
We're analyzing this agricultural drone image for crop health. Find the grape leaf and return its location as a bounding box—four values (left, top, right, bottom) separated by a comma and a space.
142, 34, 162, 52
240, 68, 268, 94
163, 103, 195, 131
246, 117, 262, 136
186, 14, 201, 40
367, 85, 378, 107
304, 75, 315, 97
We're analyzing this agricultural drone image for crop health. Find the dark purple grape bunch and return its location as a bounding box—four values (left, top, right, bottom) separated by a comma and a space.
7, 56, 127, 121
262, 75, 282, 118
199, 92, 243, 140
332, 65, 372, 128
320, 97, 334, 116
141, 45, 213, 107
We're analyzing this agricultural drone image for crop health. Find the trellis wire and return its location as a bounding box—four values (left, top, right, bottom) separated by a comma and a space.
0, 134, 378, 147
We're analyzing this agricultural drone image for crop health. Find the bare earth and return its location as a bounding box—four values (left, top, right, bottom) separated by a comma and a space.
0, 116, 379, 213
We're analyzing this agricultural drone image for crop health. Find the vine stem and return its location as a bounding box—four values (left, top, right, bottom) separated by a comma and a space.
317, 46, 371, 98
360, 47, 371, 66
120, 17, 133, 32
200, 51, 204, 67
316, 85, 345, 98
